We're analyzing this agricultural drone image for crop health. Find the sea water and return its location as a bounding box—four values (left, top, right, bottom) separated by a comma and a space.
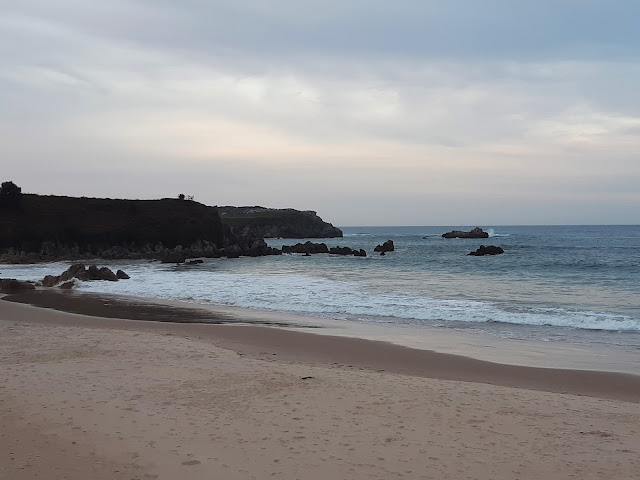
3, 225, 640, 350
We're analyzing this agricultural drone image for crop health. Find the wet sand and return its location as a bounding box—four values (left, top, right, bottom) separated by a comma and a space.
1, 293, 640, 479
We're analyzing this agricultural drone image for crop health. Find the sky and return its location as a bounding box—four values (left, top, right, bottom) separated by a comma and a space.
1, 0, 639, 226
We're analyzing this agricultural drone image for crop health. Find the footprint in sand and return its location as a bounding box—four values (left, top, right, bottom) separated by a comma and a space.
182, 460, 201, 466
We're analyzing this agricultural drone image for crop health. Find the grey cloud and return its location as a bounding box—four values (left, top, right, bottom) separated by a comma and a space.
5, 0, 640, 62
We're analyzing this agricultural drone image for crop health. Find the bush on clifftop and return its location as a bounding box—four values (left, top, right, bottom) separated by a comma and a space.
0, 181, 22, 208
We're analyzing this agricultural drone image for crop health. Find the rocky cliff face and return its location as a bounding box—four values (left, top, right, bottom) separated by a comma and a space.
0, 195, 339, 263
218, 206, 343, 239
0, 194, 279, 263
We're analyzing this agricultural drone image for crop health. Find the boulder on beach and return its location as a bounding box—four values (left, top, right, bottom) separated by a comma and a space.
374, 240, 394, 253
0, 278, 36, 294
442, 227, 489, 239
468, 245, 504, 256
42, 274, 61, 287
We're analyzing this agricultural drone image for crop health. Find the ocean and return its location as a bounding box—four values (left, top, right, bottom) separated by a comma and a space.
3, 225, 640, 351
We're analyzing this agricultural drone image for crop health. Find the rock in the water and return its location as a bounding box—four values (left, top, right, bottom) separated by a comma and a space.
116, 269, 130, 279
374, 240, 395, 253
97, 267, 118, 281
42, 274, 61, 287
59, 280, 75, 289
468, 245, 504, 256
41, 264, 122, 286
281, 241, 329, 255
281, 242, 364, 257
185, 259, 204, 266
60, 264, 88, 281
328, 246, 356, 256
380, 251, 386, 256
87, 265, 100, 279
442, 227, 489, 239
0, 278, 36, 293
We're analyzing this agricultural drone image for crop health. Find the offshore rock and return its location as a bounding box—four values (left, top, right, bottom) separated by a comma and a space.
329, 246, 366, 256
116, 269, 130, 279
442, 227, 489, 239
98, 267, 118, 281
282, 242, 329, 255
281, 242, 365, 257
374, 240, 395, 253
468, 245, 504, 256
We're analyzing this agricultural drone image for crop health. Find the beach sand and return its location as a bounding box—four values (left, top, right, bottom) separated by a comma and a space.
1, 295, 639, 479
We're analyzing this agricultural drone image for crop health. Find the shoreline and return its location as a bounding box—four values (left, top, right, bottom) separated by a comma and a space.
3, 287, 640, 374
2, 292, 640, 479
2, 290, 640, 403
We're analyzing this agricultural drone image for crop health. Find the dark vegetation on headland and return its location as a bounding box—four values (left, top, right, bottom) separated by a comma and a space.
0, 182, 342, 263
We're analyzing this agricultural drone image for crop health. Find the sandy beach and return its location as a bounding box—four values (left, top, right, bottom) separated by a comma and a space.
1, 295, 639, 479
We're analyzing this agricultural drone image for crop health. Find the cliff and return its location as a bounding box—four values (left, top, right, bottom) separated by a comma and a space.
0, 194, 342, 263
218, 206, 343, 239
0, 194, 237, 262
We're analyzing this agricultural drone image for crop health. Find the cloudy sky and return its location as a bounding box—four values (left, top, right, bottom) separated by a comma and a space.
1, 1, 639, 225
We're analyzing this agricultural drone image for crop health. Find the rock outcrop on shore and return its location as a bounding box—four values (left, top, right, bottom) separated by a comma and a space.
0, 278, 36, 294
442, 227, 489, 239
468, 245, 504, 256
40, 264, 130, 288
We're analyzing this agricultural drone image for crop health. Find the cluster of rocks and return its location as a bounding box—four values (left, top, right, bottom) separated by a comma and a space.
467, 245, 504, 256
442, 227, 489, 239
440, 227, 504, 257
0, 236, 283, 264
282, 242, 330, 255
40, 264, 130, 289
281, 241, 366, 257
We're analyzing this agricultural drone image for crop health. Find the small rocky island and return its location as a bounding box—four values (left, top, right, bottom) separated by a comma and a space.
442, 227, 489, 239
374, 240, 395, 255
468, 245, 504, 256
